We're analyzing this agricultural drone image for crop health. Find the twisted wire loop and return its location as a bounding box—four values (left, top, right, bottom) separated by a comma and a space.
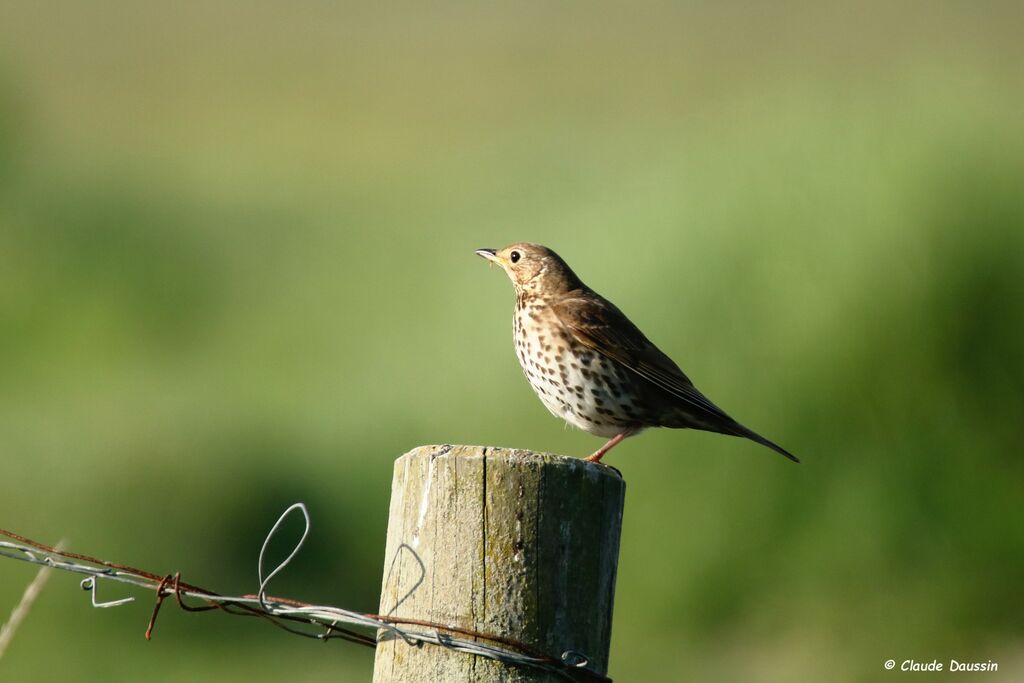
0, 504, 611, 683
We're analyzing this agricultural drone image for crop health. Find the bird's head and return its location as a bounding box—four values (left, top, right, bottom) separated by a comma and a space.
475, 243, 582, 297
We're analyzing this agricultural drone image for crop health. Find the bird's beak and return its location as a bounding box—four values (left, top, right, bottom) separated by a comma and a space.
475, 248, 500, 266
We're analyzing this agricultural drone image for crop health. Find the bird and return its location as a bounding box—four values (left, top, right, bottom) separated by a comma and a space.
475, 243, 798, 464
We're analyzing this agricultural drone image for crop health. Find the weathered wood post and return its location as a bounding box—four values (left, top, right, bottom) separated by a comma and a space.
373, 445, 626, 682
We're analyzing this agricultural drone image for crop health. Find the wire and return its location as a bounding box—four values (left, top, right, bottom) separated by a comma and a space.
0, 504, 609, 683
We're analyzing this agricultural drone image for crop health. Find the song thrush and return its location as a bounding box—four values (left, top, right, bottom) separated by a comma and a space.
476, 243, 798, 464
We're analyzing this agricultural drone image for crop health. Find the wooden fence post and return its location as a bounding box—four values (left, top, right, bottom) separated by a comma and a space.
372, 444, 626, 682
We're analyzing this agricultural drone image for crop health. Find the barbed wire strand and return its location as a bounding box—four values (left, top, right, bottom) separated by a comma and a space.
0, 504, 609, 683
0, 539, 66, 661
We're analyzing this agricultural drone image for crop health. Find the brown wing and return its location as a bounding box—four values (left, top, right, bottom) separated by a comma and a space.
552, 292, 801, 463
551, 293, 733, 422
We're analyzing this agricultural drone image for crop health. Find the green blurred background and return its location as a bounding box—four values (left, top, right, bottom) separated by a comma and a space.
1, 2, 1022, 681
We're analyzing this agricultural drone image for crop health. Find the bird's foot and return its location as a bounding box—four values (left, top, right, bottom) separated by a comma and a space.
584, 431, 631, 463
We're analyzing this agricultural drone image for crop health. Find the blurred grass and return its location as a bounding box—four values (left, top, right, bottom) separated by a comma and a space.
1, 1, 1023, 681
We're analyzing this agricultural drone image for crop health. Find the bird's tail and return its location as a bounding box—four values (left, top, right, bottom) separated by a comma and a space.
728, 422, 800, 463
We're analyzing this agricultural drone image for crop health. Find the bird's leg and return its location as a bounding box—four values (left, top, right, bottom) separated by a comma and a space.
585, 430, 632, 463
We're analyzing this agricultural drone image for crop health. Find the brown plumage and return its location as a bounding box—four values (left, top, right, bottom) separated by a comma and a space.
476, 242, 799, 463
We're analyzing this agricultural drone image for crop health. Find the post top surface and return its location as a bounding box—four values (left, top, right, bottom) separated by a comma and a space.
400, 444, 624, 481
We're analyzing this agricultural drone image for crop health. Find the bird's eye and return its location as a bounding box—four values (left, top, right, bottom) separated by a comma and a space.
509, 251, 521, 263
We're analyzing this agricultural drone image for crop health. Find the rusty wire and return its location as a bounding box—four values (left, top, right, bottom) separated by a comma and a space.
0, 503, 609, 683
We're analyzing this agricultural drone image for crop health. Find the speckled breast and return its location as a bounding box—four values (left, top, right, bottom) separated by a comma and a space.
512, 298, 644, 437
